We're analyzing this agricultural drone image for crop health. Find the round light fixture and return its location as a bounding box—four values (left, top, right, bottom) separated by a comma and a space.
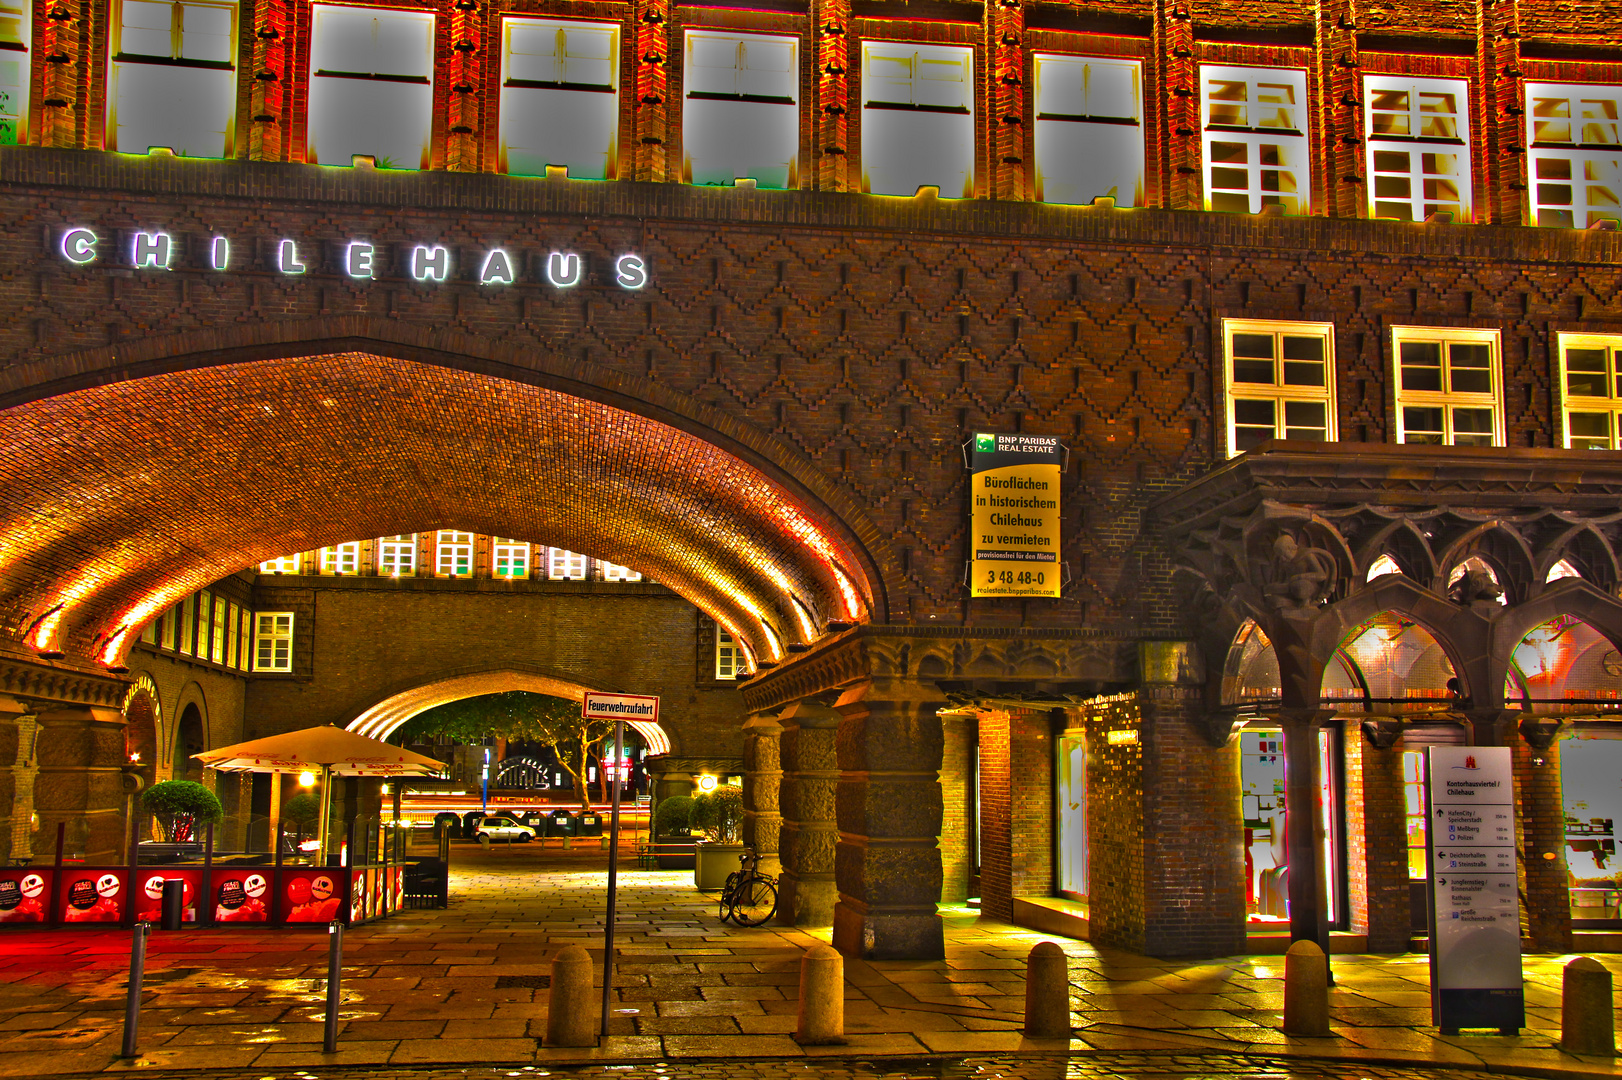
697, 775, 718, 792
298, 770, 316, 787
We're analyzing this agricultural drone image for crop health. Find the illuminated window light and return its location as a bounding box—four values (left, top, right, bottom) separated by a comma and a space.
208, 236, 230, 271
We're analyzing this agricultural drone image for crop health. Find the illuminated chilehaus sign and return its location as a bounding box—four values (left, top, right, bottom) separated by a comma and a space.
54, 228, 649, 290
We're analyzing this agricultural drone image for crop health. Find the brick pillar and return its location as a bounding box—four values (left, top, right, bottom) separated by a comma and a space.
1139, 642, 1246, 957
979, 709, 1055, 921
776, 698, 839, 926
633, 0, 670, 181
1515, 726, 1570, 952
987, 0, 1026, 200
1155, 0, 1198, 210
831, 678, 945, 960
741, 711, 783, 879
0, 703, 40, 862
938, 712, 971, 903
1082, 693, 1145, 952
33, 705, 127, 863
1316, 0, 1363, 218
1347, 722, 1412, 952
977, 710, 1012, 919
811, 0, 850, 191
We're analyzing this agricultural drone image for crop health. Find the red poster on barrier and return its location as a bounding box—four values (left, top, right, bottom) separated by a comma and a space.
61, 869, 126, 923
350, 869, 369, 922
212, 868, 270, 923
372, 867, 385, 915
0, 868, 51, 923
389, 866, 402, 910
283, 869, 344, 923
132, 869, 201, 923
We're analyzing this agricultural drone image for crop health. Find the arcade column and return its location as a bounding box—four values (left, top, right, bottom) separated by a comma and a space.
776, 699, 840, 927
741, 711, 783, 878
0, 699, 40, 862
831, 678, 946, 960
1515, 716, 1571, 954
33, 705, 127, 863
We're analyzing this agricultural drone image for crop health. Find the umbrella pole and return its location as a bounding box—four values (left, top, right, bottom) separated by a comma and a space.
318, 764, 333, 865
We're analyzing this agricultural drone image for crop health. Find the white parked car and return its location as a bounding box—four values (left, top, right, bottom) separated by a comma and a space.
474, 815, 535, 842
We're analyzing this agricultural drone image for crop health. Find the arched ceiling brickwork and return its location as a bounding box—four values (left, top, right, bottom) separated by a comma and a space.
345, 670, 670, 754
0, 352, 876, 670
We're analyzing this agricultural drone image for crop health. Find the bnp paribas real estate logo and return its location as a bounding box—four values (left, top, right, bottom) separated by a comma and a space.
975, 433, 996, 453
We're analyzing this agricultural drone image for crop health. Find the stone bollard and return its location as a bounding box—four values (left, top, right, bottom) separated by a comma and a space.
545, 944, 597, 1047
1283, 940, 1330, 1036
795, 944, 846, 1045
1562, 956, 1616, 1056
1024, 942, 1072, 1038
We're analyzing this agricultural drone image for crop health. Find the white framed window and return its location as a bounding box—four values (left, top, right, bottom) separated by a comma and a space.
238, 608, 251, 670
683, 30, 798, 189
601, 561, 642, 582
319, 541, 360, 575
161, 604, 177, 650
716, 630, 739, 680
140, 619, 159, 645
1392, 327, 1503, 446
1557, 333, 1622, 448
308, 4, 434, 169
436, 531, 474, 577
210, 595, 226, 662
1365, 74, 1471, 223
197, 592, 212, 659
1201, 64, 1309, 215
253, 612, 294, 672
1033, 55, 1143, 207
108, 0, 238, 157
0, 0, 31, 145
1527, 82, 1622, 229
378, 534, 416, 576
861, 42, 974, 199
499, 17, 618, 179
178, 594, 195, 655
493, 538, 529, 578
226, 601, 240, 667
548, 548, 588, 580
259, 553, 302, 574
1222, 320, 1336, 457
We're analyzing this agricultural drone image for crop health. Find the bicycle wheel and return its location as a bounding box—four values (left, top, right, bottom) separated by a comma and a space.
718, 871, 741, 921
731, 876, 777, 926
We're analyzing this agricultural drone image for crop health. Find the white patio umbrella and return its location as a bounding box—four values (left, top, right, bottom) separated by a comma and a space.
194, 725, 445, 861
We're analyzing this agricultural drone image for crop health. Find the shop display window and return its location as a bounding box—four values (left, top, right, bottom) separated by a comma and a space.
1033, 55, 1143, 207
108, 0, 237, 157
1056, 731, 1087, 902
0, 0, 32, 144
683, 30, 798, 189
1562, 731, 1622, 924
1403, 750, 1427, 879
1240, 726, 1343, 926
861, 42, 974, 198
307, 4, 434, 169
499, 18, 618, 179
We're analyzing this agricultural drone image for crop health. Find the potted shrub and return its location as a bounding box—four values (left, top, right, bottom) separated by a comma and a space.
282, 793, 322, 848
652, 795, 695, 870
691, 785, 744, 891
140, 780, 223, 844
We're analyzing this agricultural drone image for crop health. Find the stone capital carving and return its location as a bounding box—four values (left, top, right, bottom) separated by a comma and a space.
1360, 717, 1404, 750
1518, 716, 1564, 751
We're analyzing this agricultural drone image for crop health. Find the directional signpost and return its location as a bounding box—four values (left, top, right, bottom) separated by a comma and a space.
584, 692, 658, 1038
1426, 746, 1523, 1035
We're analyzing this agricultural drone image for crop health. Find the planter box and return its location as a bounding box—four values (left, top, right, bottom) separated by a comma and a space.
694, 841, 744, 890
654, 835, 695, 870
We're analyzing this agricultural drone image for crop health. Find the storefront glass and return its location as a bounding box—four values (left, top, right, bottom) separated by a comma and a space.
1057, 732, 1086, 901
1562, 729, 1622, 924
1241, 726, 1342, 925
1403, 750, 1427, 879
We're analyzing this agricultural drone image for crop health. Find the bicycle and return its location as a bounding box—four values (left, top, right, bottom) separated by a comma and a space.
717, 847, 777, 926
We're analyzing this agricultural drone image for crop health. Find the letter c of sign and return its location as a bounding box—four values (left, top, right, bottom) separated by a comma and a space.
615, 253, 648, 290
61, 228, 98, 265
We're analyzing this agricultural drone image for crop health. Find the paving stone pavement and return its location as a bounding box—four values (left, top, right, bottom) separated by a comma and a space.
0, 843, 1619, 1078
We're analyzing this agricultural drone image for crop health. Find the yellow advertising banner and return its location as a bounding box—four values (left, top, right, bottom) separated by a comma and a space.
968, 432, 1062, 598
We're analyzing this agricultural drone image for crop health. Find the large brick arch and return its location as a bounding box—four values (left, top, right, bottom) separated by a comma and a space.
0, 340, 888, 671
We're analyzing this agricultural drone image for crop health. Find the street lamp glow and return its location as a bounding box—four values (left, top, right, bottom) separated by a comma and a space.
298, 770, 316, 787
